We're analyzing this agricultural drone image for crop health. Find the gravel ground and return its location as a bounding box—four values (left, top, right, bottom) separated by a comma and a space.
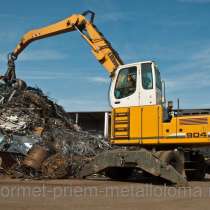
0, 176, 210, 210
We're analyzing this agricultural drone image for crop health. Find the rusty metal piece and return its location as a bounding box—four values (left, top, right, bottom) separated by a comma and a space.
33, 127, 44, 136
41, 153, 70, 178
12, 79, 27, 90
0, 152, 18, 170
5, 53, 16, 81
0, 156, 2, 168
23, 145, 49, 170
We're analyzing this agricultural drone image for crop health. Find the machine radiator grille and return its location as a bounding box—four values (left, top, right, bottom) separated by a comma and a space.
179, 117, 208, 125
113, 109, 130, 139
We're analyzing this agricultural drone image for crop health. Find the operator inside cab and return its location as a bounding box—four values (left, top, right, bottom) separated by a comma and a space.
114, 66, 137, 99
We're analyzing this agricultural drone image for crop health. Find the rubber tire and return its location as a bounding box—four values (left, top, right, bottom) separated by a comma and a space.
185, 154, 206, 181
186, 169, 206, 181
205, 159, 210, 174
160, 151, 184, 174
105, 167, 133, 180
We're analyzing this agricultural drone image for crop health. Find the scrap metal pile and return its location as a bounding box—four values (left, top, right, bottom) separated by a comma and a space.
0, 79, 110, 179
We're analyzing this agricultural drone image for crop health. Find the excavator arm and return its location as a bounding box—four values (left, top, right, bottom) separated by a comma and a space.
6, 11, 123, 80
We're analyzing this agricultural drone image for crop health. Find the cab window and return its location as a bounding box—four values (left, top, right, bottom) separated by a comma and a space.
155, 66, 162, 90
114, 66, 137, 99
142, 63, 153, 89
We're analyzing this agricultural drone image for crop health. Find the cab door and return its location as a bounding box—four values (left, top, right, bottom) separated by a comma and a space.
139, 62, 156, 106
109, 63, 140, 108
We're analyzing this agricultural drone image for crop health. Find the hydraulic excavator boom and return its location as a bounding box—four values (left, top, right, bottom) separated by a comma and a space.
7, 10, 207, 186
6, 10, 123, 80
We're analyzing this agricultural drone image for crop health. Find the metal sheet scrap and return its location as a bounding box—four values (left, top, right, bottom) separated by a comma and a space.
0, 80, 111, 179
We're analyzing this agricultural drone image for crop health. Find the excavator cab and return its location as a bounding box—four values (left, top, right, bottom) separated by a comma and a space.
110, 61, 163, 108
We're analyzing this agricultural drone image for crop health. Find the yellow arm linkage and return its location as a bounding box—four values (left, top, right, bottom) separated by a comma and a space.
10, 11, 123, 76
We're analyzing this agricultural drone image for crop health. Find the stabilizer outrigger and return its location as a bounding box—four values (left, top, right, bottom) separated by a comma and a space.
79, 149, 188, 186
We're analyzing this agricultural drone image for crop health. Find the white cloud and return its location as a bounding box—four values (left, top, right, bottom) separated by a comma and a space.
19, 71, 73, 80
0, 52, 7, 62
178, 0, 210, 3
192, 48, 210, 65
0, 13, 24, 19
87, 76, 110, 84
58, 98, 110, 112
0, 49, 67, 67
98, 12, 135, 23
166, 71, 210, 91
18, 70, 110, 82
169, 44, 210, 69
165, 44, 210, 95
0, 31, 19, 41
0, 49, 68, 77
18, 49, 67, 61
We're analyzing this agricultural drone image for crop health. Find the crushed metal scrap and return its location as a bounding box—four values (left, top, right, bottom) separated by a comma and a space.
0, 79, 111, 179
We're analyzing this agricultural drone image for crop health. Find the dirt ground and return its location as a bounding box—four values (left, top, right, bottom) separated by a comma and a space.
0, 176, 210, 210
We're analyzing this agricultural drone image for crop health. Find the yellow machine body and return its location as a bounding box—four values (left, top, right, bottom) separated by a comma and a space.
111, 105, 210, 146
5, 11, 210, 149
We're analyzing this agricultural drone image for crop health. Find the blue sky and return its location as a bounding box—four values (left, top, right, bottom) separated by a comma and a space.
0, 0, 210, 111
